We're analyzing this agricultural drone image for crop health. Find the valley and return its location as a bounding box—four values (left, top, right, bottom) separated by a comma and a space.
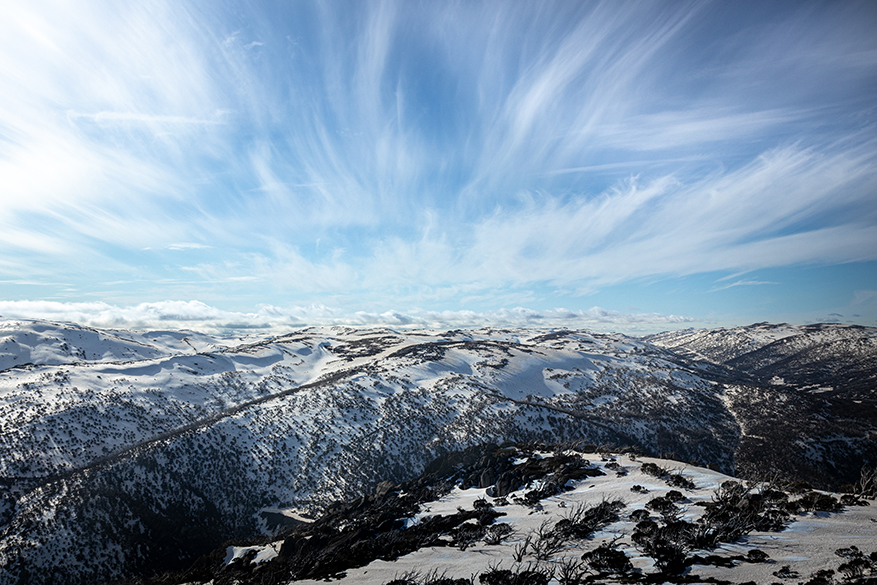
0, 320, 874, 584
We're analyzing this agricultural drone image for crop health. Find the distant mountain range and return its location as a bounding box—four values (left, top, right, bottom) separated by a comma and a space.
0, 319, 874, 584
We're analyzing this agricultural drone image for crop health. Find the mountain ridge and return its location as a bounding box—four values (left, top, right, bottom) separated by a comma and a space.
0, 320, 874, 584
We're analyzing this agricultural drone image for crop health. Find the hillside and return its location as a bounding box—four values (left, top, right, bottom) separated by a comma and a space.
0, 320, 874, 584
136, 443, 877, 585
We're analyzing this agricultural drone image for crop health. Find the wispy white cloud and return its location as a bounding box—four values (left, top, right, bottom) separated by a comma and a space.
66, 110, 227, 125
544, 157, 708, 176
709, 279, 778, 293
344, 140, 873, 295
1, 1, 875, 326
75, 137, 873, 310
165, 243, 212, 251
591, 109, 804, 151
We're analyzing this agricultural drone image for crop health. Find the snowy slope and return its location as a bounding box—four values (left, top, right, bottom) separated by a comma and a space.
294, 455, 877, 585
163, 445, 877, 585
0, 320, 166, 370
0, 321, 874, 585
646, 323, 877, 392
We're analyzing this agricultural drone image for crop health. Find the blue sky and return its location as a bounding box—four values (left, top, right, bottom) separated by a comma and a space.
1, 0, 876, 334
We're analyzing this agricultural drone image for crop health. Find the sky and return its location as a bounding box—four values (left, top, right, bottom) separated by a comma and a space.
1, 0, 876, 334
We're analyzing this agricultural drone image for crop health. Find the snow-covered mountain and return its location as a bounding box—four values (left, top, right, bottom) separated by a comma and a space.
0, 320, 873, 584
646, 322, 877, 398
0, 319, 241, 371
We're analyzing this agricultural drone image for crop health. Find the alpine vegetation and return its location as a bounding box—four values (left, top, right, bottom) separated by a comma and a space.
0, 320, 874, 584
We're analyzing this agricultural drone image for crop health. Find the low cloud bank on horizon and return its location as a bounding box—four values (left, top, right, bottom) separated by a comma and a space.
0, 300, 694, 335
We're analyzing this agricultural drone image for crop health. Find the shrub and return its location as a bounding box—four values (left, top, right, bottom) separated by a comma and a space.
632, 519, 659, 543
640, 462, 695, 489
478, 564, 551, 585
581, 538, 632, 575
792, 491, 841, 513
478, 568, 515, 585
385, 570, 472, 585
649, 540, 688, 575
631, 519, 688, 575
838, 557, 870, 580
453, 521, 486, 550
483, 523, 513, 545
666, 473, 696, 490
853, 466, 877, 498
641, 462, 668, 477
528, 519, 567, 561
473, 498, 492, 511
510, 569, 551, 585
555, 557, 586, 585
773, 565, 800, 579
694, 480, 791, 547
665, 490, 685, 502
554, 499, 625, 540
746, 549, 770, 563
840, 494, 869, 506
645, 496, 678, 516
629, 509, 650, 522
835, 545, 863, 559
512, 534, 531, 562
801, 569, 835, 585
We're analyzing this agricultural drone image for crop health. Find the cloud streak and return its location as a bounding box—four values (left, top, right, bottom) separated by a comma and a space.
1, 0, 875, 327
709, 280, 778, 293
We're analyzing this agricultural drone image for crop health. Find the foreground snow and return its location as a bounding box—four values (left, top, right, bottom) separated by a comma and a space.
294, 454, 876, 585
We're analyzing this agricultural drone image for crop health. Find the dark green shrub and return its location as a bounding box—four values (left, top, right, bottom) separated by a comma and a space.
794, 491, 841, 512
641, 462, 668, 477
581, 539, 632, 575
473, 498, 492, 511
666, 473, 696, 490
554, 499, 625, 540
483, 523, 512, 545
645, 496, 678, 516
665, 490, 685, 502
629, 509, 650, 522
802, 569, 835, 585
746, 549, 769, 563
478, 565, 551, 585
838, 558, 870, 580
773, 565, 800, 579
836, 545, 863, 559
840, 494, 869, 506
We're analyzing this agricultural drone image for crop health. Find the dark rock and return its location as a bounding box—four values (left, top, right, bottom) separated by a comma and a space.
490, 471, 522, 497
479, 467, 498, 488
375, 481, 397, 498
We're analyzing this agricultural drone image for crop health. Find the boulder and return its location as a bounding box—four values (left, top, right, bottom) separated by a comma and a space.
489, 471, 521, 497
478, 467, 498, 488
